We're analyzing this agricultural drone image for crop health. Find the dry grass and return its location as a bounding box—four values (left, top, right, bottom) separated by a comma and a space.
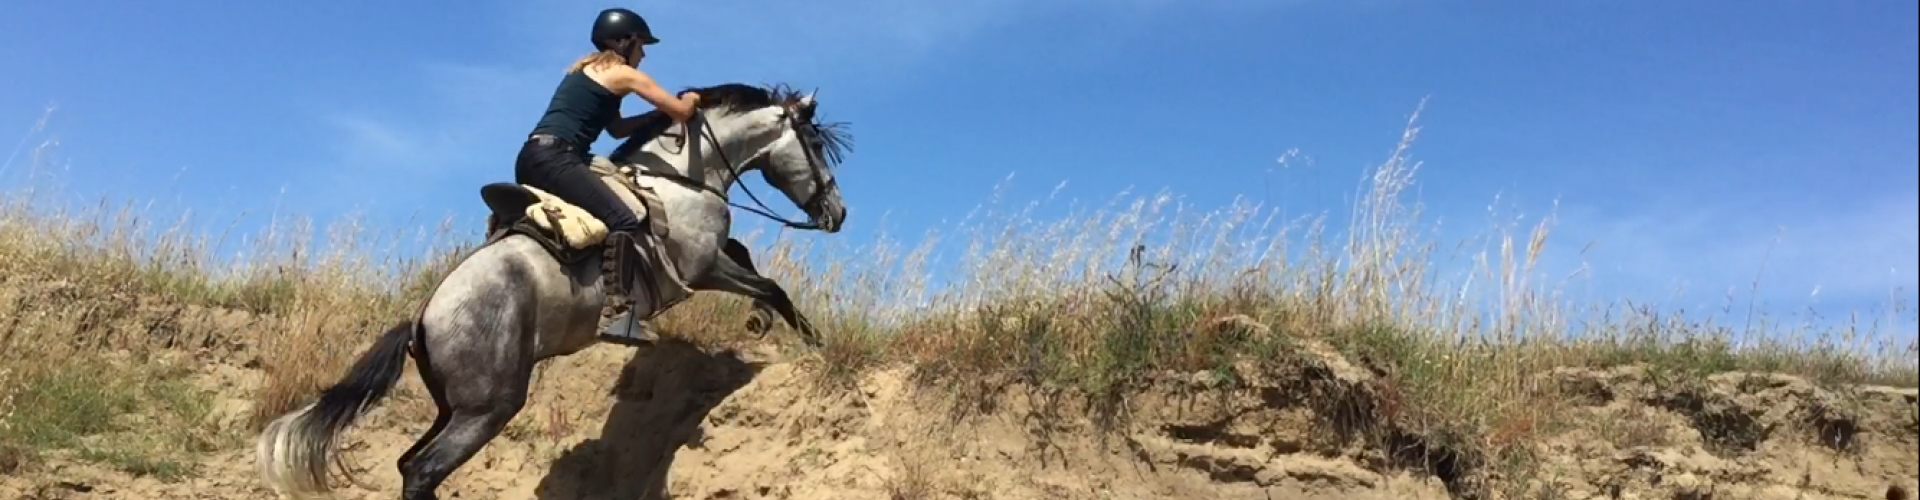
0, 357, 226, 479
0, 104, 1913, 488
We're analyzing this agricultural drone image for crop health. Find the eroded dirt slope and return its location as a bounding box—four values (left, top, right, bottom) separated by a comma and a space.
4, 324, 1916, 500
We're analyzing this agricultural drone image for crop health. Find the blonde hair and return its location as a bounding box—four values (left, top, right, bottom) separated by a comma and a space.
565, 49, 629, 74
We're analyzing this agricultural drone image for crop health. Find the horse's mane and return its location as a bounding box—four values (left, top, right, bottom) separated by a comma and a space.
609, 82, 852, 166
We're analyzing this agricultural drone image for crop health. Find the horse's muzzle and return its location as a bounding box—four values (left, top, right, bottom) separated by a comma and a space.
813, 197, 847, 233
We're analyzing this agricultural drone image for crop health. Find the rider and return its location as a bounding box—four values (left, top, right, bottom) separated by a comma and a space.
518, 7, 700, 345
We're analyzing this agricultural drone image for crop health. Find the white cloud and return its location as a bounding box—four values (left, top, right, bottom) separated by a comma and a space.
304, 61, 550, 189
1544, 191, 1918, 315
321, 114, 453, 170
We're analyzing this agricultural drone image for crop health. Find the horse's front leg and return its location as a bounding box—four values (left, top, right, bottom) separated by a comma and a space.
742, 302, 778, 337
687, 238, 820, 347
715, 238, 780, 337
683, 282, 778, 337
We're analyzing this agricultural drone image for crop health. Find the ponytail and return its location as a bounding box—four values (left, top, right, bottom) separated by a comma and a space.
565, 38, 637, 74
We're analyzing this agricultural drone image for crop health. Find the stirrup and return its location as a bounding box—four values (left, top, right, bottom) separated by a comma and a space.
598, 311, 657, 346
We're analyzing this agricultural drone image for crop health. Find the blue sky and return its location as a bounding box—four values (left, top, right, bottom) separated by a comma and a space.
1, 1, 1915, 338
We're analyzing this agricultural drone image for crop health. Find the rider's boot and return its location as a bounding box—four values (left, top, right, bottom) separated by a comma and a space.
597, 229, 682, 346
597, 230, 655, 346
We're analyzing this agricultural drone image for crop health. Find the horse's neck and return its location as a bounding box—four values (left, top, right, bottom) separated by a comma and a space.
630, 120, 759, 195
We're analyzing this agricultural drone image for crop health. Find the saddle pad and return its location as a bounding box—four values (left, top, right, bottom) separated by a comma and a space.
520, 185, 609, 249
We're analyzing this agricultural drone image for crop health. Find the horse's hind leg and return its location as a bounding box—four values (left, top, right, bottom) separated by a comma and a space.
397, 310, 536, 499
397, 362, 531, 500
395, 340, 452, 474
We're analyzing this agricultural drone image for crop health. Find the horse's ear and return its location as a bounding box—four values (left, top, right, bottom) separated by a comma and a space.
800, 89, 817, 109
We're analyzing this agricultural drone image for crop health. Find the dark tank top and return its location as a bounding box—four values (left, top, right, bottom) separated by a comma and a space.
529, 70, 622, 151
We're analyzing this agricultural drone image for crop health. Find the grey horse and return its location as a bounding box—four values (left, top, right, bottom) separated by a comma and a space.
253, 82, 852, 500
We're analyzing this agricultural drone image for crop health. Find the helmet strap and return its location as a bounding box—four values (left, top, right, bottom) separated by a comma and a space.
622, 37, 645, 65
601, 38, 633, 64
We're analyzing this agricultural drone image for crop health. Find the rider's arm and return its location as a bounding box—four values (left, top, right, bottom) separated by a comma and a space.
610, 67, 700, 126
607, 89, 693, 139
607, 112, 658, 139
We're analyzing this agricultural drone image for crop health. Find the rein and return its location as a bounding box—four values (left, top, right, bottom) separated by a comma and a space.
633, 110, 827, 231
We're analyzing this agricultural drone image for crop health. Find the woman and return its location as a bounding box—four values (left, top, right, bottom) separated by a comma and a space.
518, 7, 701, 344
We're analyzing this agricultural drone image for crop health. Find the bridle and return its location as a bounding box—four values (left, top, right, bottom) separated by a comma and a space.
633, 102, 836, 231
606, 32, 835, 230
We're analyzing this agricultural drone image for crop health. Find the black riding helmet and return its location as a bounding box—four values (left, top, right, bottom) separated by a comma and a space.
591, 8, 660, 50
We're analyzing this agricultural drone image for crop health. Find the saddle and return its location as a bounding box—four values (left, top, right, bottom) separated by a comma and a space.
477, 157, 692, 323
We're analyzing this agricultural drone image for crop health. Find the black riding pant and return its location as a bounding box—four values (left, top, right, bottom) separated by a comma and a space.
514, 137, 645, 235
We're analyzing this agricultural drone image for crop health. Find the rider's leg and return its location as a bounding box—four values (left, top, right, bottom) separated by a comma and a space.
515, 139, 665, 344
515, 140, 646, 235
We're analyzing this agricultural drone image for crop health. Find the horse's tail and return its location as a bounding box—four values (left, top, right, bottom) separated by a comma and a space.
255, 320, 416, 497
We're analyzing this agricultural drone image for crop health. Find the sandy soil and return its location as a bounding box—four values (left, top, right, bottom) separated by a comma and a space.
4, 324, 1916, 500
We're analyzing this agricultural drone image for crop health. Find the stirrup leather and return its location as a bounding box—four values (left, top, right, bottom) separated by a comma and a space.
602, 231, 665, 317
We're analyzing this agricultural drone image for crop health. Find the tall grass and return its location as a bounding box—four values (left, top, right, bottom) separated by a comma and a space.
0, 105, 1912, 487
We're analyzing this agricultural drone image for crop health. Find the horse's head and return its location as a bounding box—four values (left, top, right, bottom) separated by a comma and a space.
748, 86, 851, 233
610, 83, 853, 233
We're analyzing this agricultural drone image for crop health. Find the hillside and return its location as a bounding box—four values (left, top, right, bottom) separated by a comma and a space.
1, 124, 1914, 500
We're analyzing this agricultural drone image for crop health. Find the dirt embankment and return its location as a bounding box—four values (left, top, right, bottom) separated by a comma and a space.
4, 322, 1916, 500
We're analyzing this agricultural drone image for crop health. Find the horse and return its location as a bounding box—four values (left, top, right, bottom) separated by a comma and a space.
252, 82, 854, 500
